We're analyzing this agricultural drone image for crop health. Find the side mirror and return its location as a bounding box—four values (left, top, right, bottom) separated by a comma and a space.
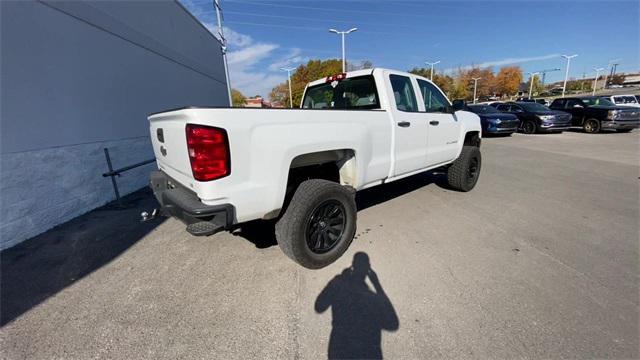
451, 99, 466, 112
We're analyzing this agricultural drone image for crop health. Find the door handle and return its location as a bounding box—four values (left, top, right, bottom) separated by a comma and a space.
430, 121, 440, 126
397, 121, 411, 127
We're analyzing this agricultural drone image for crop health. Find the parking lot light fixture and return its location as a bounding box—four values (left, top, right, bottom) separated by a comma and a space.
527, 72, 540, 99
280, 67, 296, 108
471, 77, 481, 104
561, 54, 578, 97
425, 61, 440, 81
592, 67, 605, 96
329, 28, 358, 73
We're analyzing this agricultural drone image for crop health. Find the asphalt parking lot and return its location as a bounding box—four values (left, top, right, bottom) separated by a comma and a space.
1, 130, 638, 359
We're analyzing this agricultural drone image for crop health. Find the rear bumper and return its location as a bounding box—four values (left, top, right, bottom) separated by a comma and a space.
150, 170, 234, 236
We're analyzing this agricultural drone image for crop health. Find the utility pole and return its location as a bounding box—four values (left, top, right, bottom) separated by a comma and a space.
471, 77, 481, 104
533, 68, 561, 87
214, 0, 232, 106
561, 54, 578, 97
425, 60, 440, 81
527, 72, 539, 99
592, 67, 604, 96
280, 67, 295, 108
603, 59, 621, 89
329, 28, 358, 73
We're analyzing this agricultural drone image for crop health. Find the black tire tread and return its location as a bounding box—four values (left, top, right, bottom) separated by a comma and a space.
275, 179, 356, 269
447, 145, 481, 192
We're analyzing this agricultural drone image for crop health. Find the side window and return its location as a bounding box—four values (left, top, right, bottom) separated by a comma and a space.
511, 105, 523, 113
389, 75, 418, 112
417, 79, 449, 113
566, 99, 582, 108
496, 104, 509, 112
551, 99, 565, 108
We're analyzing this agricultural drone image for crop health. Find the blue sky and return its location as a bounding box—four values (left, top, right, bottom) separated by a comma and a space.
180, 0, 639, 98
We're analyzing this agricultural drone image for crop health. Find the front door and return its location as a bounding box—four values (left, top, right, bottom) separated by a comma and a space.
388, 74, 428, 176
416, 79, 460, 166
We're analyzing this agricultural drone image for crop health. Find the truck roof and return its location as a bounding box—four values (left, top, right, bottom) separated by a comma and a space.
305, 68, 426, 88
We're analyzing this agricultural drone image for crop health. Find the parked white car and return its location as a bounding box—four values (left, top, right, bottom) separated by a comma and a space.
601, 94, 640, 108
147, 68, 482, 268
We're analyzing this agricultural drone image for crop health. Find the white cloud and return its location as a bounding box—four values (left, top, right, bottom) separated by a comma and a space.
267, 48, 307, 72
227, 43, 279, 66
443, 54, 561, 73
223, 27, 253, 48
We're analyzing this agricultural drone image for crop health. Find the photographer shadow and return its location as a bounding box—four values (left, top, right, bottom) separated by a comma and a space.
315, 252, 399, 359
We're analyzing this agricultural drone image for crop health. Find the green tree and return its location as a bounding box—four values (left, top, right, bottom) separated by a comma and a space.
231, 88, 246, 107
524, 75, 545, 97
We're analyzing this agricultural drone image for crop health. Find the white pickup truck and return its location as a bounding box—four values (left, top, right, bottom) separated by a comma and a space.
148, 68, 482, 268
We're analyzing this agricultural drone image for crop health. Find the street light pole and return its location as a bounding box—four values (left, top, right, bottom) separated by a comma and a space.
425, 60, 440, 81
471, 77, 481, 104
592, 67, 604, 96
527, 72, 539, 99
561, 54, 578, 97
214, 0, 232, 106
329, 28, 358, 73
280, 67, 295, 108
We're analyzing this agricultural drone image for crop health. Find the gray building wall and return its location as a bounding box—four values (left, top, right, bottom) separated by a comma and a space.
1, 0, 229, 249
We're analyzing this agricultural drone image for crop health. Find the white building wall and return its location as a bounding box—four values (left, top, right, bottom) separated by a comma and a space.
0, 0, 230, 249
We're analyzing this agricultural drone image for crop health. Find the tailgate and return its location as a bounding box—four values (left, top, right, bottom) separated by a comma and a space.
148, 110, 194, 185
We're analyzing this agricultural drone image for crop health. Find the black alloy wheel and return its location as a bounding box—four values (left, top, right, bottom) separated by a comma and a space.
305, 200, 346, 254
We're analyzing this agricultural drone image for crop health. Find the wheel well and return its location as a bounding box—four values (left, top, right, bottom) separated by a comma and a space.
285, 149, 356, 192
464, 131, 481, 147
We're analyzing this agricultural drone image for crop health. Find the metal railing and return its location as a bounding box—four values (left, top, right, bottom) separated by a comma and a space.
102, 148, 154, 206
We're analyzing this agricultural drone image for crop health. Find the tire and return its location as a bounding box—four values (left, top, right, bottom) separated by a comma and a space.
616, 129, 633, 133
583, 118, 600, 133
275, 179, 357, 269
521, 120, 537, 134
447, 146, 481, 192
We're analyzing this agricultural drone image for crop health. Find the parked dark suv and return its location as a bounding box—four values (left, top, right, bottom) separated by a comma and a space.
495, 101, 571, 134
549, 97, 640, 133
465, 104, 520, 135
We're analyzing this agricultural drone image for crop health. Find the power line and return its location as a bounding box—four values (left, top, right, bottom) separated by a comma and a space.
225, 0, 465, 19
224, 20, 398, 35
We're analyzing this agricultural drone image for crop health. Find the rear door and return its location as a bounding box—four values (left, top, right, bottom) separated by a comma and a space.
387, 73, 428, 176
415, 79, 459, 166
564, 98, 586, 125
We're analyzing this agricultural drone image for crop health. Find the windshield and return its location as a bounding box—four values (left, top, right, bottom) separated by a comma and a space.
302, 75, 380, 110
467, 105, 500, 114
518, 102, 550, 112
613, 96, 638, 104
581, 97, 615, 106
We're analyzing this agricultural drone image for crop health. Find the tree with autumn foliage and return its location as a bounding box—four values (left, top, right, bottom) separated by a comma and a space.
408, 67, 455, 97
495, 66, 523, 98
269, 59, 343, 107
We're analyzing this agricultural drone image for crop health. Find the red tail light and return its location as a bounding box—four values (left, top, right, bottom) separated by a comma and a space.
185, 124, 230, 181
